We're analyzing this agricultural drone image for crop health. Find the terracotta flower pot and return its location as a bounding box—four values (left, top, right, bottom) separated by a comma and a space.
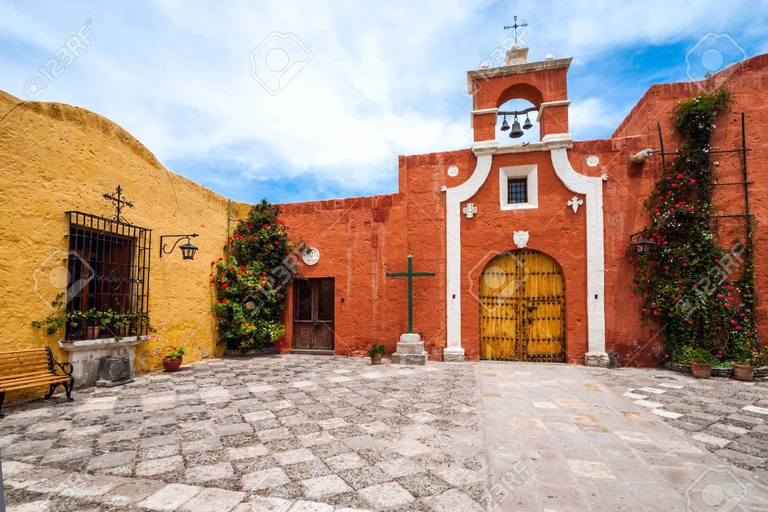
371, 354, 382, 365
163, 357, 182, 372
85, 326, 101, 340
690, 362, 711, 379
732, 362, 755, 382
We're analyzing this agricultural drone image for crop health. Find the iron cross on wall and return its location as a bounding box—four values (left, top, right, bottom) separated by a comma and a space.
103, 185, 134, 224
386, 254, 436, 334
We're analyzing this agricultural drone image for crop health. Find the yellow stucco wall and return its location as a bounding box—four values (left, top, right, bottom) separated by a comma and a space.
0, 90, 251, 401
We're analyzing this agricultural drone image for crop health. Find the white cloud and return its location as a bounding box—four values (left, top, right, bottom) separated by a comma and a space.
0, 0, 764, 199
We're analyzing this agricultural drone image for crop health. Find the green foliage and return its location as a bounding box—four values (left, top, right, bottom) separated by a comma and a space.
165, 346, 185, 360
31, 294, 79, 335
689, 347, 717, 365
212, 200, 299, 350
366, 344, 387, 357
627, 88, 759, 363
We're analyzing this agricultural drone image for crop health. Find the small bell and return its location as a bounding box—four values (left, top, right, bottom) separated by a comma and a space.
509, 116, 524, 138
500, 115, 510, 131
522, 114, 533, 130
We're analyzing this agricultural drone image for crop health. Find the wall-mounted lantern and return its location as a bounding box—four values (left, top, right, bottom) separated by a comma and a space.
629, 233, 656, 256
160, 234, 199, 260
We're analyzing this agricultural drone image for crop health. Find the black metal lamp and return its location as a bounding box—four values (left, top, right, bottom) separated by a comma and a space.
630, 236, 656, 255
160, 234, 199, 260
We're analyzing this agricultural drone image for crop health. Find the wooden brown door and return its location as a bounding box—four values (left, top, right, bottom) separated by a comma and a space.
293, 278, 335, 352
479, 250, 566, 362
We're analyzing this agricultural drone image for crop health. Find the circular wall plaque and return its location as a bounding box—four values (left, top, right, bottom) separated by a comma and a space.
447, 165, 459, 177
302, 247, 320, 266
586, 155, 600, 167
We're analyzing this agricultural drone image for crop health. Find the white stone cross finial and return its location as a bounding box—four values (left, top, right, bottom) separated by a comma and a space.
567, 196, 584, 213
462, 203, 478, 219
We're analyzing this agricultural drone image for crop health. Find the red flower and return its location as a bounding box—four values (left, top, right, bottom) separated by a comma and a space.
247, 323, 252, 327
278, 220, 284, 225
241, 266, 246, 271
222, 299, 228, 303
275, 241, 279, 245
263, 224, 269, 228
210, 261, 215, 265
172, 346, 177, 351
221, 283, 229, 289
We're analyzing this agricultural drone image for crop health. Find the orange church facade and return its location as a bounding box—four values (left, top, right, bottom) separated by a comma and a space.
278, 48, 768, 367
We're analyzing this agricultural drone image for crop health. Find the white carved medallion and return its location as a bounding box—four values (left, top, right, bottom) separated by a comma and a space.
302, 247, 320, 266
513, 231, 529, 249
567, 195, 584, 213
462, 203, 478, 219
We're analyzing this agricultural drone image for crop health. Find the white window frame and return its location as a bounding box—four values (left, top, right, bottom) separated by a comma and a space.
499, 164, 538, 210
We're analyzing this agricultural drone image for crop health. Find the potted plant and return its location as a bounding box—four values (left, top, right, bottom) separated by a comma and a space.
113, 311, 133, 338
82, 308, 103, 339
163, 346, 185, 372
366, 344, 386, 365
731, 331, 763, 382
690, 348, 715, 379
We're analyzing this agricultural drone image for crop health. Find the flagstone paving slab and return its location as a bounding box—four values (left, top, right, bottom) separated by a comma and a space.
2, 355, 768, 510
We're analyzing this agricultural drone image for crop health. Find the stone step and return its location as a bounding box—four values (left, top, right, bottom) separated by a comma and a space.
394, 342, 424, 354
391, 353, 428, 365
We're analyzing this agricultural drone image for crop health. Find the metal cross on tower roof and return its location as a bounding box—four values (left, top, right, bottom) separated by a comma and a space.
103, 184, 134, 224
503, 15, 528, 45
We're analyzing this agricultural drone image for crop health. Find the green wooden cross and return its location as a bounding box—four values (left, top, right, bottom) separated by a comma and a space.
386, 254, 436, 333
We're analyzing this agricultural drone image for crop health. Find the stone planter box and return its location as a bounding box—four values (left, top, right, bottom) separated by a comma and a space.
59, 336, 147, 387
665, 361, 768, 379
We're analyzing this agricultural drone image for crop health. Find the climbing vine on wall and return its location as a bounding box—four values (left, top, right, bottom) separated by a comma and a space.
626, 87, 762, 365
211, 200, 300, 350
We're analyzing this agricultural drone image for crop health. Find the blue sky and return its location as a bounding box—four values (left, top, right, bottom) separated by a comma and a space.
1, 1, 767, 204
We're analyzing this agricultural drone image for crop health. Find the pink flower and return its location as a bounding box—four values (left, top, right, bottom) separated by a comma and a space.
664, 354, 669, 359
630, 293, 635, 298
736, 326, 743, 331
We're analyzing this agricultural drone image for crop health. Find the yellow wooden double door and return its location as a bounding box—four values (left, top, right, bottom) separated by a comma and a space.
479, 250, 566, 362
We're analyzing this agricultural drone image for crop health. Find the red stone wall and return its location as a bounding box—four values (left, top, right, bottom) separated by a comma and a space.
279, 54, 768, 366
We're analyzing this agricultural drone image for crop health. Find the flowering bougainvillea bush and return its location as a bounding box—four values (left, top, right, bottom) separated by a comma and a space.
626, 88, 763, 365
211, 200, 299, 350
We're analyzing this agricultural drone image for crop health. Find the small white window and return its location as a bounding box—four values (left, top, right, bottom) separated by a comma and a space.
499, 164, 537, 210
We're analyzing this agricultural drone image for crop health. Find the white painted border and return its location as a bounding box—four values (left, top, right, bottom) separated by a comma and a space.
543, 133, 607, 359
499, 164, 538, 211
444, 141, 498, 360
443, 133, 606, 363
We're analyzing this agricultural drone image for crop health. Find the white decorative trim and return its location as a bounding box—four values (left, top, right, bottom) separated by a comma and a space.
494, 138, 573, 154
513, 231, 529, 249
470, 108, 499, 129
537, 100, 571, 119
302, 247, 320, 266
443, 133, 606, 363
567, 195, 583, 213
499, 164, 538, 211
546, 133, 606, 356
444, 140, 498, 360
462, 203, 478, 219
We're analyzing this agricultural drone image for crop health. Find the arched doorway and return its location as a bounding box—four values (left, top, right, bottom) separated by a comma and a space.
479, 250, 565, 362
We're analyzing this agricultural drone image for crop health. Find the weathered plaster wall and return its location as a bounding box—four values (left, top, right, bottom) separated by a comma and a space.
0, 90, 247, 399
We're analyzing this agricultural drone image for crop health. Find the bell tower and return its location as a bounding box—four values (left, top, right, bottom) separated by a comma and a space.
467, 45, 572, 142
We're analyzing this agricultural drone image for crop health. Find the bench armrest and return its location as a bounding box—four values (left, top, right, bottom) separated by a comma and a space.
46, 348, 73, 376
53, 361, 74, 376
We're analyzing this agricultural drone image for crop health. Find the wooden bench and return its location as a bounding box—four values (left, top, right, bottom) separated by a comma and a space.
0, 347, 74, 418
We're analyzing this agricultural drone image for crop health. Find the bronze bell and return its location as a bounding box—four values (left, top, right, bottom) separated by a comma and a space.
500, 115, 510, 131
522, 114, 533, 130
509, 117, 524, 138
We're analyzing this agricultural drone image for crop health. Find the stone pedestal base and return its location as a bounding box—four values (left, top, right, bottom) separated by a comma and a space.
391, 333, 428, 365
443, 346, 465, 362
585, 351, 610, 367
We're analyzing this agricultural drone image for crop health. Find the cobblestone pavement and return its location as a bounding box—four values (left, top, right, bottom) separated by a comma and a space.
585, 366, 768, 478
479, 363, 768, 511
2, 357, 768, 511
2, 356, 486, 512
